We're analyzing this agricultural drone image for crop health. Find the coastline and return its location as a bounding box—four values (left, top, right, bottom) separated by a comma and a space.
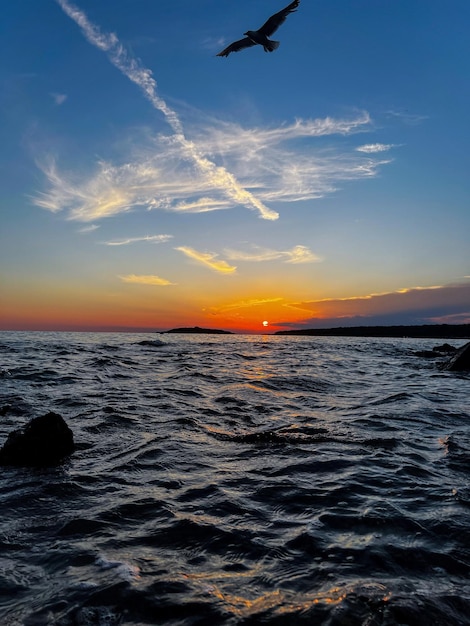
161, 324, 470, 339
274, 323, 470, 339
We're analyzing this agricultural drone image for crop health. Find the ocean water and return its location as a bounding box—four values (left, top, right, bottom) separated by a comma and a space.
0, 331, 469, 626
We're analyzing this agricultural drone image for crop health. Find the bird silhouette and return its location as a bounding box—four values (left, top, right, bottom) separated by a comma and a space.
217, 0, 300, 58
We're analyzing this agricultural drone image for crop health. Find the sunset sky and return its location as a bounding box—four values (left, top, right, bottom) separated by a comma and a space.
1, 0, 469, 333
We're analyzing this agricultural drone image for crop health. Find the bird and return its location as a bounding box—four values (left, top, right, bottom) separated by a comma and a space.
216, 0, 300, 58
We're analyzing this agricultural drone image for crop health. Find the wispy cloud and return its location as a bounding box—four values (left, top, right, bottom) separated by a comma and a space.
52, 0, 277, 220
33, 2, 392, 224
198, 114, 371, 153
190, 113, 386, 204
77, 224, 99, 233
119, 274, 175, 286
34, 110, 385, 220
226, 245, 322, 264
103, 234, 173, 246
171, 198, 231, 213
356, 143, 395, 153
210, 297, 285, 314
51, 92, 67, 106
175, 246, 237, 274
386, 110, 429, 125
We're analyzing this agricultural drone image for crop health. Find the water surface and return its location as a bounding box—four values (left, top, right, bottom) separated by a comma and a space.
0, 332, 469, 625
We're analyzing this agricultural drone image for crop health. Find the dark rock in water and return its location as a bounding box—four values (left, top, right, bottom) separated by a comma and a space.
414, 343, 457, 359
443, 341, 470, 371
0, 412, 75, 467
433, 343, 456, 353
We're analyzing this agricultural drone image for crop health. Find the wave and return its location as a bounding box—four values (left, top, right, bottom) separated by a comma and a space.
0, 332, 468, 625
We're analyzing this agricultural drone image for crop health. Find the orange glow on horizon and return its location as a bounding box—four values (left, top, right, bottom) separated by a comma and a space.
0, 282, 309, 333
3, 273, 463, 333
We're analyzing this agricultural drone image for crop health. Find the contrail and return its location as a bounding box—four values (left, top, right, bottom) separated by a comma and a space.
56, 0, 278, 220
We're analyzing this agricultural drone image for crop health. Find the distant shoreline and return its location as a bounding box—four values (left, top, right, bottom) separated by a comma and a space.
159, 323, 470, 339
1, 324, 469, 338
274, 324, 470, 339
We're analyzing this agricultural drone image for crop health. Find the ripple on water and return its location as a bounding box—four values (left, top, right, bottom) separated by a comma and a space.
0, 333, 468, 625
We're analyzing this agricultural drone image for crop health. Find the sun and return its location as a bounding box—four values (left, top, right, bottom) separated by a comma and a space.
262, 320, 269, 327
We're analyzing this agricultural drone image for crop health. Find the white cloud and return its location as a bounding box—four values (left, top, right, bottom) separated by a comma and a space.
35, 2, 391, 225
54, 0, 277, 220
103, 234, 173, 246
175, 246, 237, 274
34, 108, 386, 221
226, 245, 322, 264
356, 143, 395, 153
170, 198, 231, 213
286, 245, 323, 264
119, 274, 174, 286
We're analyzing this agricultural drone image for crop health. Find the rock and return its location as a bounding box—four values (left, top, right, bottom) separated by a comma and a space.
414, 343, 457, 360
164, 326, 233, 334
442, 341, 470, 372
0, 412, 75, 467
432, 343, 456, 354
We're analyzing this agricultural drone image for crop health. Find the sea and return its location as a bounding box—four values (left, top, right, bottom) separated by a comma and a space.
0, 331, 469, 626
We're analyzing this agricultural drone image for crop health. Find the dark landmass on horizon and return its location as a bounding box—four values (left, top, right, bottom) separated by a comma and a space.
274, 324, 470, 339
162, 326, 233, 335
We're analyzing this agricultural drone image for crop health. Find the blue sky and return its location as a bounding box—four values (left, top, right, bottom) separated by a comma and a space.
1, 0, 469, 332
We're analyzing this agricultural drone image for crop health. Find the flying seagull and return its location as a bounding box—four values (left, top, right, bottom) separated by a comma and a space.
217, 0, 300, 58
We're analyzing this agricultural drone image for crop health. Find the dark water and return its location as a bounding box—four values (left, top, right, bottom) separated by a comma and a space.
0, 331, 469, 626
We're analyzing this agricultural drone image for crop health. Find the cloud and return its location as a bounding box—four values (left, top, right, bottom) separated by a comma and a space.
190, 113, 386, 204
356, 143, 395, 153
175, 246, 237, 274
198, 114, 371, 154
226, 244, 322, 264
34, 2, 391, 224
171, 198, 231, 213
103, 234, 173, 246
430, 312, 470, 325
54, 0, 277, 220
280, 282, 470, 327
119, 274, 174, 286
34, 110, 386, 220
210, 297, 285, 314
77, 224, 99, 233
51, 92, 67, 106
386, 110, 429, 125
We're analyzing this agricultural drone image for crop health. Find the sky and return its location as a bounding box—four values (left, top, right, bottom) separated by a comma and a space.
1, 0, 469, 333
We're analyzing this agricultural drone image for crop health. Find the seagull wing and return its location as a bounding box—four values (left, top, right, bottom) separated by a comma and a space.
216, 37, 257, 57
258, 0, 300, 38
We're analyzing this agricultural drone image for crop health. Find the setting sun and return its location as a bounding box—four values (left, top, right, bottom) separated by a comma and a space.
262, 320, 269, 327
